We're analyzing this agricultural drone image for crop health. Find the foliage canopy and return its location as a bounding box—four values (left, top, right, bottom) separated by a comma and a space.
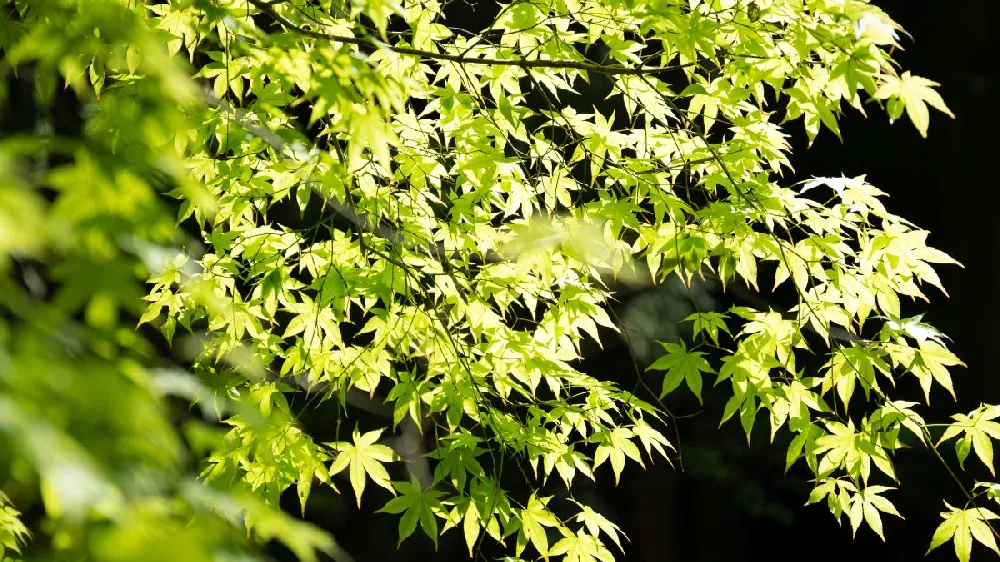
0, 0, 993, 561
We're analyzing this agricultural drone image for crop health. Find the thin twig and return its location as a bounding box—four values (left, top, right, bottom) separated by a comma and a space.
246, 0, 695, 76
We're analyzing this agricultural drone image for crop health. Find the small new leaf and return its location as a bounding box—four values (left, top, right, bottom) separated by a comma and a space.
683, 311, 731, 346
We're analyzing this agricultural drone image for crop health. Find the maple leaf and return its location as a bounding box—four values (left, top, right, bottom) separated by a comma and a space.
328, 427, 398, 507
874, 71, 954, 137
938, 406, 1000, 475
515, 494, 562, 558
647, 341, 715, 404
378, 478, 445, 548
927, 503, 1000, 562
847, 486, 902, 540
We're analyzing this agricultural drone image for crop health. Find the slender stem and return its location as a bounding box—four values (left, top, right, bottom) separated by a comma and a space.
246, 0, 696, 76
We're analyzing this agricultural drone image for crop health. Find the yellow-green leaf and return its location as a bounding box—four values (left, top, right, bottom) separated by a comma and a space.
927, 503, 1000, 562
328, 428, 398, 507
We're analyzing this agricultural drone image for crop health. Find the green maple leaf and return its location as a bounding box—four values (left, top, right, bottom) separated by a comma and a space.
847, 486, 902, 540
938, 407, 1000, 475
549, 530, 616, 562
592, 428, 644, 485
910, 340, 964, 402
0, 491, 29, 555
328, 427, 398, 507
814, 421, 895, 482
515, 494, 561, 557
378, 478, 445, 548
632, 418, 675, 461
572, 501, 624, 551
927, 503, 1000, 562
683, 311, 731, 346
647, 341, 714, 404
874, 71, 954, 138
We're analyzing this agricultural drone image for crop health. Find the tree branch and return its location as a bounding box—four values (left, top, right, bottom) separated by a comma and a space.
203, 85, 861, 361
202, 86, 504, 267
246, 0, 694, 77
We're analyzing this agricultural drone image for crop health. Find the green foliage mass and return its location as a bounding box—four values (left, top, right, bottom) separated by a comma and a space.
0, 0, 994, 561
